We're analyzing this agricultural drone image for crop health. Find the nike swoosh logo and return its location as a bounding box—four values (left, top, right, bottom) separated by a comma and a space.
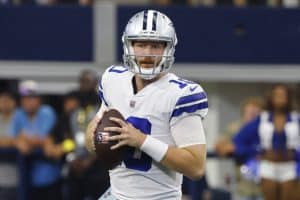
189, 86, 197, 92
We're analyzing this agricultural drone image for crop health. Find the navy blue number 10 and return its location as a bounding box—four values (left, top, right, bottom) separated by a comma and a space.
124, 117, 152, 171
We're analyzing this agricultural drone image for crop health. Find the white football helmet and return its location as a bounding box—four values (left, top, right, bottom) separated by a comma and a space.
122, 10, 178, 80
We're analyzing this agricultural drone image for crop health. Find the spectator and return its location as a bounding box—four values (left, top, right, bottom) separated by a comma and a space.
72, 69, 99, 107
0, 92, 17, 148
0, 91, 17, 200
10, 80, 62, 200
65, 71, 109, 200
266, 0, 300, 7
95, 0, 150, 5
232, 0, 247, 6
282, 0, 299, 7
78, 0, 92, 5
233, 84, 299, 200
66, 105, 110, 200
215, 96, 263, 200
215, 97, 263, 157
214, 0, 265, 7
43, 92, 80, 162
43, 92, 80, 199
153, 0, 194, 5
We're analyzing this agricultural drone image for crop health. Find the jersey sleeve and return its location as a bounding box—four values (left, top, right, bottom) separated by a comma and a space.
98, 67, 112, 107
170, 84, 208, 127
171, 115, 206, 147
98, 65, 129, 108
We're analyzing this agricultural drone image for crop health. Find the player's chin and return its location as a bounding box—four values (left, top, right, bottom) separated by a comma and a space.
140, 64, 155, 68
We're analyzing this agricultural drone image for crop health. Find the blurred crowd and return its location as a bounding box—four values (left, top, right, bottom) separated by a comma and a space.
0, 0, 300, 8
0, 70, 109, 200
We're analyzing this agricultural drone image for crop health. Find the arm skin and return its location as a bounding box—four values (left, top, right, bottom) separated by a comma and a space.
161, 144, 206, 180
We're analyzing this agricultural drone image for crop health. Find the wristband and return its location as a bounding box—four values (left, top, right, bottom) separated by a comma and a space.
140, 136, 168, 162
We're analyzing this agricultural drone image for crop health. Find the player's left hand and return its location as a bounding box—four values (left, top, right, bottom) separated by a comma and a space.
104, 117, 146, 150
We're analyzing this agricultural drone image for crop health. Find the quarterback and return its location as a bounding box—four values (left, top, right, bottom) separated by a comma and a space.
86, 10, 208, 200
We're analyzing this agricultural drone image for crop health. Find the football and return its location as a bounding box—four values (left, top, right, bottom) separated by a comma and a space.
93, 109, 128, 169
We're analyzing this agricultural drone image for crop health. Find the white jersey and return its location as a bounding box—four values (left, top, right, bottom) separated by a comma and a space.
98, 65, 208, 200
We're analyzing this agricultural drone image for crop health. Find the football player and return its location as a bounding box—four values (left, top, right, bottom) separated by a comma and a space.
86, 10, 208, 200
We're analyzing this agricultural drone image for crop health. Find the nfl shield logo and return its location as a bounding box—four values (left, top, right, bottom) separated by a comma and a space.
130, 100, 136, 108
95, 132, 109, 144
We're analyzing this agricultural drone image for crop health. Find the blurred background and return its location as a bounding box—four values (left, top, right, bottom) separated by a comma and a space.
0, 1, 299, 200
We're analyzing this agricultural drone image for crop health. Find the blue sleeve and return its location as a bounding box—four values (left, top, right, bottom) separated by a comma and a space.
8, 110, 22, 137
39, 106, 57, 136
233, 117, 261, 159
